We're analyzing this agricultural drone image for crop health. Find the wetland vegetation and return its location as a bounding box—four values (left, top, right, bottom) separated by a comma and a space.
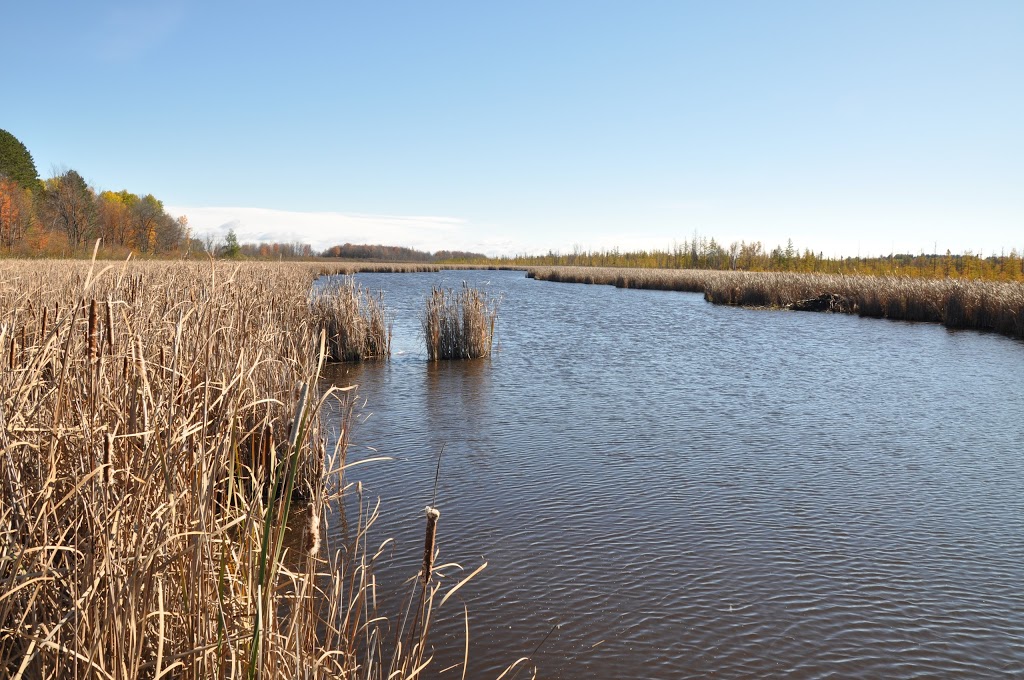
526, 266, 1024, 340
423, 284, 499, 361
0, 258, 488, 678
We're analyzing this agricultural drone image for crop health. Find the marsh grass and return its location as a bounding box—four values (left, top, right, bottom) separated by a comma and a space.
317, 263, 524, 275
527, 266, 1024, 340
312, 276, 392, 362
0, 257, 488, 679
423, 283, 499, 360
322, 263, 444, 275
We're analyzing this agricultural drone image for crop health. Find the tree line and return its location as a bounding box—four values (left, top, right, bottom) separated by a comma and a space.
320, 243, 485, 262
489, 236, 1024, 282
1, 129, 193, 257
5, 129, 1021, 279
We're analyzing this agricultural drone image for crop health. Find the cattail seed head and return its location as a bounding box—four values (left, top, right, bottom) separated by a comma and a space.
103, 432, 113, 486
87, 299, 98, 364
422, 505, 440, 585
304, 503, 321, 557
105, 299, 114, 351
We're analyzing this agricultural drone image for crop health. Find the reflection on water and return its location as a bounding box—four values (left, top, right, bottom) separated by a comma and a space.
321, 270, 1024, 679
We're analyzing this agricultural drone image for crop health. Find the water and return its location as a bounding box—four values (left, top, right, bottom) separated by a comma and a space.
320, 269, 1024, 679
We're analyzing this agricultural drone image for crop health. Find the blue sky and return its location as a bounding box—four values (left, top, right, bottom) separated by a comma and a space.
5, 1, 1022, 257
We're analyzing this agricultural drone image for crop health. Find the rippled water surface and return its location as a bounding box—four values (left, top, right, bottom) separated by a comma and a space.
321, 269, 1024, 679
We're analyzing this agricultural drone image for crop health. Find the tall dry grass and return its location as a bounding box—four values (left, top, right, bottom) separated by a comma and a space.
0, 257, 486, 679
311, 276, 392, 362
320, 263, 443, 275
423, 284, 499, 360
526, 266, 1024, 340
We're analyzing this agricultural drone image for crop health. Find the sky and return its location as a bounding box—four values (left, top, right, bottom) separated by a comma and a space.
4, 1, 1022, 258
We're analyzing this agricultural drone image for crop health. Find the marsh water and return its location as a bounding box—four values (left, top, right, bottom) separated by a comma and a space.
320, 269, 1024, 679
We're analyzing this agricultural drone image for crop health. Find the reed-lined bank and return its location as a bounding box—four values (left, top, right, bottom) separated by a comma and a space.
0, 258, 486, 678
318, 262, 524, 276
526, 266, 1024, 340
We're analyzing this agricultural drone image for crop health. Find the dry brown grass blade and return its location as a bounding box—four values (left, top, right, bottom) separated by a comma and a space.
439, 561, 488, 609
462, 604, 470, 680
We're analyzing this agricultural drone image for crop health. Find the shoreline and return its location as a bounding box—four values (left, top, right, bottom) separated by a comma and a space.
524, 265, 1024, 341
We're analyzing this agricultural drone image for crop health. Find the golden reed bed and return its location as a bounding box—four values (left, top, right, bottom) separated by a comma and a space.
423, 284, 498, 360
526, 266, 1024, 340
0, 258, 499, 679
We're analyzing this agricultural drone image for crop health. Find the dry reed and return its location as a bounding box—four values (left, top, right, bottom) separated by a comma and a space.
526, 266, 1024, 340
423, 283, 499, 360
0, 257, 487, 679
311, 275, 392, 361
316, 262, 524, 276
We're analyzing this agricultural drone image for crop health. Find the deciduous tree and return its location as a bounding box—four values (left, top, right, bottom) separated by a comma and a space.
45, 169, 96, 248
97, 190, 135, 247
0, 176, 33, 248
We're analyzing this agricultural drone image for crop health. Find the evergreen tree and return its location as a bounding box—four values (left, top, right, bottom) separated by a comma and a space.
224, 228, 240, 258
0, 129, 41, 191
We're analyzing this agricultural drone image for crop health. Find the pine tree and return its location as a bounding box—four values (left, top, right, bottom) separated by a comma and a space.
0, 129, 41, 191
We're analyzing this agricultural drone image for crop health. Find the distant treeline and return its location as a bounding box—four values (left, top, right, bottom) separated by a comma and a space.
0, 129, 327, 260
489, 237, 1024, 283
1, 129, 193, 257
6, 129, 1021, 280
320, 243, 486, 262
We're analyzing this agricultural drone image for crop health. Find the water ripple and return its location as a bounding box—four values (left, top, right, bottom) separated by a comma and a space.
322, 270, 1024, 679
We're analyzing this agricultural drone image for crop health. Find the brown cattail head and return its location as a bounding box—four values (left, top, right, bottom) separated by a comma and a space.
304, 503, 321, 557
105, 299, 114, 351
87, 299, 98, 364
421, 505, 440, 585
103, 432, 113, 486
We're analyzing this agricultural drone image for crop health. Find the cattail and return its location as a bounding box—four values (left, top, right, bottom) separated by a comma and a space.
422, 285, 496, 360
87, 299, 98, 364
105, 299, 114, 351
103, 432, 113, 486
421, 506, 440, 585
304, 502, 321, 557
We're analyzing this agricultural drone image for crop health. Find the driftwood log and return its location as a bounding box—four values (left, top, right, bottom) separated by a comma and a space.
788, 293, 851, 313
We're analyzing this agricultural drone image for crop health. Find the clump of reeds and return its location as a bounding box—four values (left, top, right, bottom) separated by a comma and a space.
311, 275, 392, 361
423, 283, 498, 360
0, 256, 488, 679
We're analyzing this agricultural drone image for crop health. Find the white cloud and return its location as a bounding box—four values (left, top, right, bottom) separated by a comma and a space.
166, 205, 514, 256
